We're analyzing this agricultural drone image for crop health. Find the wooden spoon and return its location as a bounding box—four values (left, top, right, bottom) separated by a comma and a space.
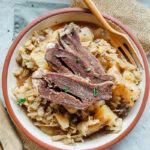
83, 0, 142, 67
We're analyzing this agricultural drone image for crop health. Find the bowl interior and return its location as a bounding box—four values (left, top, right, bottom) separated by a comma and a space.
7, 12, 145, 150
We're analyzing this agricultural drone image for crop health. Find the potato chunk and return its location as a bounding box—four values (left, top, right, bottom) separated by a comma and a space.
79, 27, 94, 42
94, 105, 122, 132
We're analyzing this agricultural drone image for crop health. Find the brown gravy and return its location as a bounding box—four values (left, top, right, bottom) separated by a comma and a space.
52, 21, 110, 41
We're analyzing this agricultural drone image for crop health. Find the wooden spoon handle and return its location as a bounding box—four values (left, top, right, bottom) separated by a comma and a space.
83, 0, 113, 31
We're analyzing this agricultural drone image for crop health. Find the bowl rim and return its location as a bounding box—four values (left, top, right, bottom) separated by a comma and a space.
2, 8, 150, 150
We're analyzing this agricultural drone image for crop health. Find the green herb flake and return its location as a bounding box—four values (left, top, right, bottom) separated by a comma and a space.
64, 86, 67, 93
75, 72, 80, 77
7, 29, 10, 32
83, 34, 86, 36
86, 67, 91, 72
26, 51, 30, 54
94, 74, 99, 78
131, 97, 134, 101
97, 43, 100, 46
65, 41, 71, 45
55, 54, 59, 58
31, 4, 34, 7
89, 41, 92, 44
77, 58, 80, 63
69, 114, 75, 122
94, 87, 98, 97
76, 46, 79, 51
37, 60, 44, 63
17, 98, 26, 104
23, 58, 29, 62
70, 22, 74, 25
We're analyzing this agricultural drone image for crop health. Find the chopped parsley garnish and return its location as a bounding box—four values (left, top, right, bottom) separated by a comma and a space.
77, 58, 80, 63
56, 36, 58, 40
76, 46, 79, 51
89, 41, 92, 44
83, 34, 86, 36
37, 60, 43, 63
75, 72, 80, 77
97, 43, 100, 46
70, 22, 74, 25
64, 86, 67, 93
65, 41, 71, 45
94, 74, 99, 78
69, 114, 75, 122
17, 98, 26, 104
131, 97, 134, 101
55, 54, 59, 58
86, 67, 91, 72
26, 51, 30, 54
23, 58, 29, 62
94, 87, 98, 97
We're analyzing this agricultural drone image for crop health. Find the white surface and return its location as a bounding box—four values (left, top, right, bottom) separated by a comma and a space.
0, 0, 150, 150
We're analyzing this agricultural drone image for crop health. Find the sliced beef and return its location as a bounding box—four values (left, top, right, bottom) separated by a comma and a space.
37, 80, 86, 109
33, 70, 113, 109
45, 43, 71, 74
59, 24, 105, 75
45, 24, 113, 84
45, 45, 113, 83
36, 24, 114, 109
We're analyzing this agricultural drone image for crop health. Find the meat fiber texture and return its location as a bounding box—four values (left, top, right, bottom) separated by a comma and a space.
33, 24, 114, 109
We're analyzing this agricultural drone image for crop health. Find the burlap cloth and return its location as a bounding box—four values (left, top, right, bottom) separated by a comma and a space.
0, 0, 150, 150
71, 0, 150, 55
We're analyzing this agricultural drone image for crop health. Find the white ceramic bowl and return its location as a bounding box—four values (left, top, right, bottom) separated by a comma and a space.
2, 8, 150, 150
